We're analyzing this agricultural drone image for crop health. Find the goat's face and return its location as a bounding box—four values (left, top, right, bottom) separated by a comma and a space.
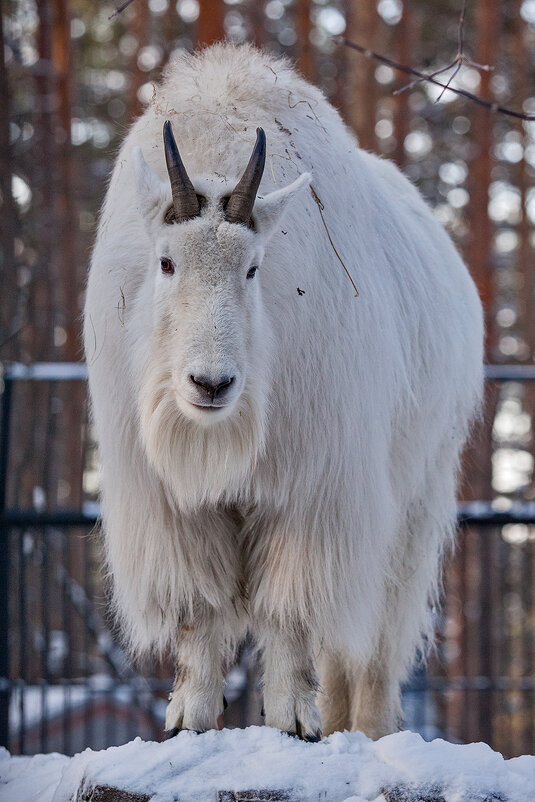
147, 199, 265, 424
133, 128, 310, 426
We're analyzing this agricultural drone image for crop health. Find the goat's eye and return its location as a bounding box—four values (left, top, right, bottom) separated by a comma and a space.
160, 257, 175, 275
246, 266, 258, 279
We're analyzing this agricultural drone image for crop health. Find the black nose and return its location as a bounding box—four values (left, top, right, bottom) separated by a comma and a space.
189, 374, 235, 402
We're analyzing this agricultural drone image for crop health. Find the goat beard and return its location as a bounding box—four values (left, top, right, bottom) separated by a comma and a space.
139, 360, 267, 512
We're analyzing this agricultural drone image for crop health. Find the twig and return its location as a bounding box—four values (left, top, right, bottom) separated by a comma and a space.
394, 0, 492, 102
108, 0, 137, 20
394, 57, 457, 96
310, 185, 359, 297
117, 286, 126, 326
458, 0, 467, 54
286, 91, 328, 134
434, 60, 463, 104
337, 36, 535, 122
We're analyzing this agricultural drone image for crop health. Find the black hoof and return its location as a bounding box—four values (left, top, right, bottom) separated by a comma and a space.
296, 718, 322, 742
282, 728, 321, 742
165, 726, 205, 739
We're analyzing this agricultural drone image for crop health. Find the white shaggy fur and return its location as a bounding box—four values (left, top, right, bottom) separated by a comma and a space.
84, 43, 484, 739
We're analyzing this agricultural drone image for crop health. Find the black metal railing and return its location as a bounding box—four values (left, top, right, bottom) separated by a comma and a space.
2, 362, 535, 756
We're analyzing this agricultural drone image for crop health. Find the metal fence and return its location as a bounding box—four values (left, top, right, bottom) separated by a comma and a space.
1, 363, 535, 757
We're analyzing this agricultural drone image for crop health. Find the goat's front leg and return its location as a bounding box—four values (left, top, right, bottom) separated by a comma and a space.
165, 616, 225, 736
259, 618, 322, 741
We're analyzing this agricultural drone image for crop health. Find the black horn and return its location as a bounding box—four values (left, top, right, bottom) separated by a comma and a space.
225, 128, 266, 226
163, 120, 200, 223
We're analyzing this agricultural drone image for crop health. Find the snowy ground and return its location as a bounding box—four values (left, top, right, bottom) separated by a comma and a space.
1, 727, 534, 802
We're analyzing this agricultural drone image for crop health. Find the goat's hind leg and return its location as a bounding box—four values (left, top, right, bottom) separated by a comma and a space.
259, 618, 322, 741
165, 614, 226, 736
317, 651, 350, 736
347, 656, 402, 739
318, 650, 400, 739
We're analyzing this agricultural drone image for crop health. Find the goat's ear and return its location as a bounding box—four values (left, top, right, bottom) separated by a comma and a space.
132, 146, 167, 227
253, 172, 312, 241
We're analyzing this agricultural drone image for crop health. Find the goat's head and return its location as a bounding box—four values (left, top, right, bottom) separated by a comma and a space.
133, 120, 310, 426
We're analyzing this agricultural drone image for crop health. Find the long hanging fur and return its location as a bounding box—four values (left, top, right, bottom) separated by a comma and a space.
84, 43, 484, 737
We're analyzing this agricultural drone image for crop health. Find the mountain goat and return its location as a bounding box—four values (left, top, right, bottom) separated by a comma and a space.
84, 43, 483, 741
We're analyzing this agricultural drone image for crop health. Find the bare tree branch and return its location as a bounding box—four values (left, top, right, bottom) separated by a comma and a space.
337, 35, 535, 122
108, 0, 137, 20
394, 0, 492, 100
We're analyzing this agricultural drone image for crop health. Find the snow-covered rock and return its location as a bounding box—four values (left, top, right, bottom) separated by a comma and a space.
1, 727, 534, 802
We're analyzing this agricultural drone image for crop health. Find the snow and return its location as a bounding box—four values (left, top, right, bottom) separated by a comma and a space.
4, 362, 88, 381
1, 728, 534, 802
8, 668, 247, 740
8, 678, 167, 734
0, 750, 71, 802
9, 686, 92, 732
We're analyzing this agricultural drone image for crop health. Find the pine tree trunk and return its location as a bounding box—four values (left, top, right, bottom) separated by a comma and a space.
0, 4, 18, 361
344, 0, 379, 150
466, 0, 500, 355
392, 0, 413, 167
294, 0, 313, 82
197, 1, 224, 46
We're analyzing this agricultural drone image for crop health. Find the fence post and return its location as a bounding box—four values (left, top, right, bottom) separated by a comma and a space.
0, 371, 13, 749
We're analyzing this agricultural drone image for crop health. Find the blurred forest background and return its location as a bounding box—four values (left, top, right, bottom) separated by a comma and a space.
2, 0, 535, 759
